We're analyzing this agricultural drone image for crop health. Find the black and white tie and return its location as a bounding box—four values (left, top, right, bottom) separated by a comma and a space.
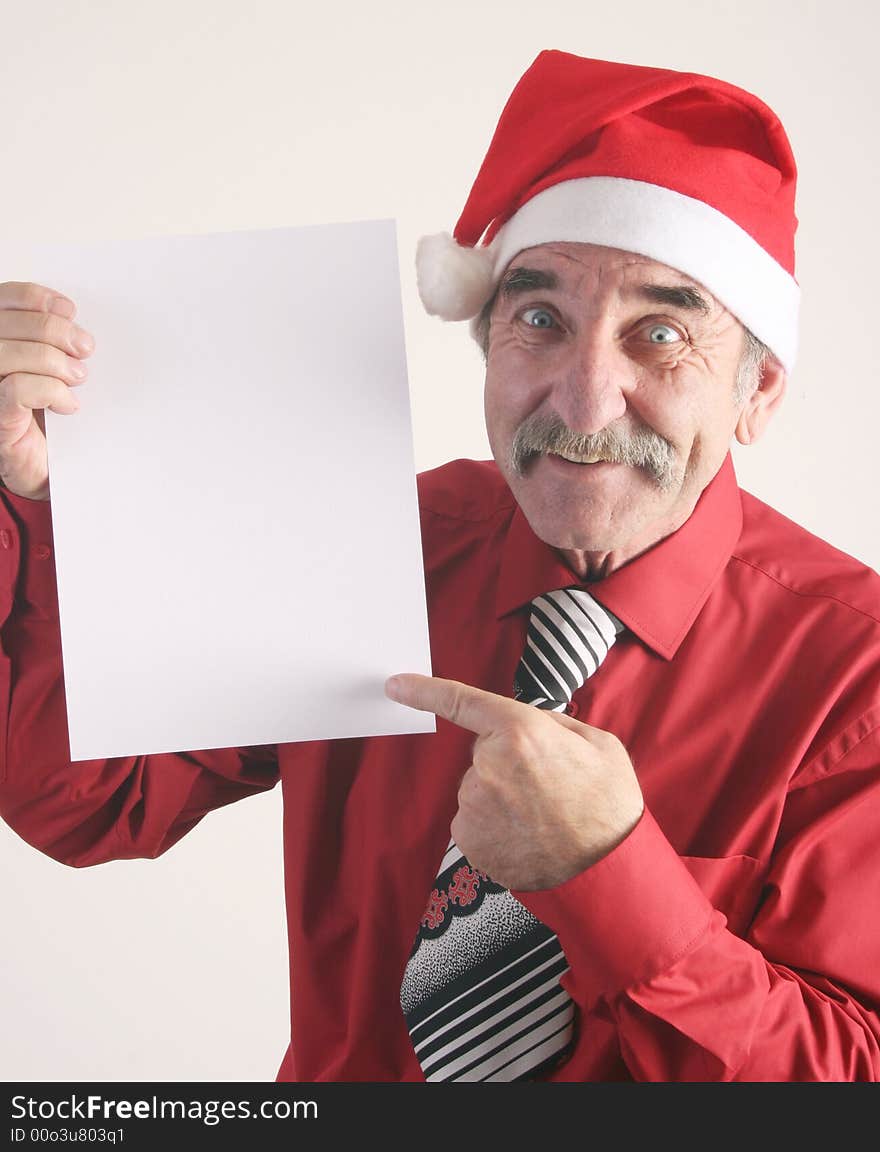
401, 587, 623, 1082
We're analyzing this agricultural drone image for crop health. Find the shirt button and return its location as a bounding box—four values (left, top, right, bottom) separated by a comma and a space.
565, 700, 579, 718
34, 544, 52, 561
0, 529, 11, 550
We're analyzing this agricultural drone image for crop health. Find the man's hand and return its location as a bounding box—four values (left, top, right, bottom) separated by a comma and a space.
0, 282, 94, 500
385, 673, 643, 891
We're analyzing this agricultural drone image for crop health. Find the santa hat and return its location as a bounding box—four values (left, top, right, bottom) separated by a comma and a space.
417, 50, 799, 372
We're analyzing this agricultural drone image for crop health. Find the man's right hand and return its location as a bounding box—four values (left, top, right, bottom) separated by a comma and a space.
0, 281, 95, 501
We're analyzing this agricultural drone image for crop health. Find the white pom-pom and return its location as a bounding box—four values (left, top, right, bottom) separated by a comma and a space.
416, 232, 495, 320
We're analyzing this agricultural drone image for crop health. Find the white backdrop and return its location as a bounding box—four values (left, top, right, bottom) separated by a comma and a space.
1, 0, 877, 1082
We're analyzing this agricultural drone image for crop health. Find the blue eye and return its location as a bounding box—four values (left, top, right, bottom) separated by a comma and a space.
647, 324, 682, 344
521, 307, 556, 329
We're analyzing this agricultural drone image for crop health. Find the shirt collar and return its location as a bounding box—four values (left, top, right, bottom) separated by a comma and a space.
495, 452, 743, 660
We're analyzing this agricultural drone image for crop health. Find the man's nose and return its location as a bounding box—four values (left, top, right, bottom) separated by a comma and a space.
553, 334, 629, 435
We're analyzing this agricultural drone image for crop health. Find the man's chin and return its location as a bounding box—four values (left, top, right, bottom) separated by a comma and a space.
507, 457, 667, 553
516, 497, 642, 555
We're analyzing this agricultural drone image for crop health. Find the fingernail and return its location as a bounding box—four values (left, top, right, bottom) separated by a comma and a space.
50, 297, 76, 318
385, 676, 402, 700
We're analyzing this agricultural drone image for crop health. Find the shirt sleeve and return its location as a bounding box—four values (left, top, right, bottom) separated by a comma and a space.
515, 716, 880, 1081
0, 488, 280, 867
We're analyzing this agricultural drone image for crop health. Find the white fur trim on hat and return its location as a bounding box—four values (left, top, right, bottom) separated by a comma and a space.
418, 178, 800, 372
415, 232, 495, 321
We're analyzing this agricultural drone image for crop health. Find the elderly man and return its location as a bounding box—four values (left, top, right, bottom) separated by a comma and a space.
0, 50, 878, 1083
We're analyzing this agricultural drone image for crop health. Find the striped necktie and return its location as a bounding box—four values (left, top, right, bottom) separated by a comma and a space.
401, 587, 623, 1082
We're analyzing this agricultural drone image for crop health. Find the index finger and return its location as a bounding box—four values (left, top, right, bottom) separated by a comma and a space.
385, 673, 526, 736
0, 281, 76, 318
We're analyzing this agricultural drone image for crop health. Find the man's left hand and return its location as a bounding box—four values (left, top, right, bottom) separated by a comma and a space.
385, 673, 644, 891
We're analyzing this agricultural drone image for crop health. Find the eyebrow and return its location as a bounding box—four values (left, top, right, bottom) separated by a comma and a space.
500, 267, 712, 314
636, 283, 712, 314
499, 267, 559, 296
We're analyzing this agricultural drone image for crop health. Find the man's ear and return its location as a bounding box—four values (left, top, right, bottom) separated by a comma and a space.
735, 356, 787, 446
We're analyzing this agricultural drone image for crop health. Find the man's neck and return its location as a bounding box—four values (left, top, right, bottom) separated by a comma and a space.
556, 499, 700, 582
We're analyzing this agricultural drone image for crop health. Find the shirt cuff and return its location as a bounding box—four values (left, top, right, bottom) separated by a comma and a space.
0, 489, 59, 621
513, 808, 715, 1010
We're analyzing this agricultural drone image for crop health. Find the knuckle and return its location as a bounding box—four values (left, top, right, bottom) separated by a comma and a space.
0, 372, 25, 407
43, 346, 65, 373
30, 283, 53, 307
1, 282, 40, 306
450, 810, 464, 844
0, 377, 24, 418
443, 686, 463, 727
12, 282, 44, 310
596, 728, 621, 753
0, 368, 19, 393
504, 724, 535, 759
457, 766, 475, 798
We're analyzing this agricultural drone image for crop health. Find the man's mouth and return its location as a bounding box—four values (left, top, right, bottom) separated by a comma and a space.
548, 450, 614, 466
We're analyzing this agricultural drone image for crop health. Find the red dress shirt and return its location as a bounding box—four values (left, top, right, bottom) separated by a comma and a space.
1, 453, 879, 1081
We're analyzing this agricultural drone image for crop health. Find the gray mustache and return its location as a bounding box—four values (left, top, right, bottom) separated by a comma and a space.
510, 411, 678, 490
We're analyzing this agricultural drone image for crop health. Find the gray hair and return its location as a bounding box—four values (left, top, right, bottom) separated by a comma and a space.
734, 327, 769, 404
473, 294, 770, 405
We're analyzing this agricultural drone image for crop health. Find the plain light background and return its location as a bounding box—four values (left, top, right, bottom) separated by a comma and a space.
1, 0, 876, 1082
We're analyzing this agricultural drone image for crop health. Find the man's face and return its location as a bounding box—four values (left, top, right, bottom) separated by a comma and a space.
484, 242, 772, 569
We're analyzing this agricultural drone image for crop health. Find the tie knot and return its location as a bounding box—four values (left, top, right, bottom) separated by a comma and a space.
513, 587, 622, 709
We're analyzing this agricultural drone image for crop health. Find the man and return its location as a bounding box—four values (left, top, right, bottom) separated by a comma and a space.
1, 50, 878, 1081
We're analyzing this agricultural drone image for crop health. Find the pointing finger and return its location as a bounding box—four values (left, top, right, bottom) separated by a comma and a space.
385, 673, 525, 736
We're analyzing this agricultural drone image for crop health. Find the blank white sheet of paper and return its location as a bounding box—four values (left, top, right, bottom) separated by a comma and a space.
5, 220, 435, 759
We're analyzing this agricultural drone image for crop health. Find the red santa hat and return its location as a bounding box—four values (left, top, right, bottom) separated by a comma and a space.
417, 50, 800, 372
